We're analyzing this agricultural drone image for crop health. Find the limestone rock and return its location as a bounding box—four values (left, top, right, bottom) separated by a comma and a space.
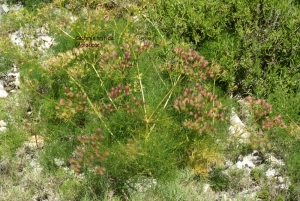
0, 119, 7, 127
133, 15, 139, 22
70, 16, 78, 23
0, 69, 20, 95
126, 176, 157, 194
229, 151, 263, 178
1, 3, 9, 13
265, 153, 285, 166
11, 3, 23, 12
7, 72, 20, 88
9, 30, 24, 47
54, 158, 65, 167
39, 35, 53, 43
229, 108, 250, 143
266, 168, 279, 178
30, 34, 54, 50
0, 81, 8, 98
0, 159, 10, 174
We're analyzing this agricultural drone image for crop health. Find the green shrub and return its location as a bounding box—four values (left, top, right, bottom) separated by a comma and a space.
1, 5, 233, 193
209, 167, 229, 191
148, 0, 230, 44
257, 188, 270, 200
60, 179, 83, 200
149, 0, 300, 99
5, 0, 53, 10
37, 27, 231, 197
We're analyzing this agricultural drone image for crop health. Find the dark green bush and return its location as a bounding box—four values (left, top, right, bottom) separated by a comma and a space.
209, 167, 229, 191
5, 0, 53, 9
149, 0, 230, 44
149, 0, 300, 98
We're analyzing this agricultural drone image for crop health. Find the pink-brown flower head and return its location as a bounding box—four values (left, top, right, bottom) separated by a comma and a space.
124, 51, 131, 60
59, 99, 66, 105
104, 53, 109, 62
201, 60, 208, 68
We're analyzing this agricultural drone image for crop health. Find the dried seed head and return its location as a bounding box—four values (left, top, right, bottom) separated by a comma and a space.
70, 158, 76, 164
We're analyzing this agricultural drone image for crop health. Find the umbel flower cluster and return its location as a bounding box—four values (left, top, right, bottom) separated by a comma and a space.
42, 47, 86, 73
174, 83, 227, 134
70, 128, 109, 175
171, 47, 213, 80
101, 84, 145, 114
98, 39, 154, 74
55, 86, 87, 121
245, 96, 286, 130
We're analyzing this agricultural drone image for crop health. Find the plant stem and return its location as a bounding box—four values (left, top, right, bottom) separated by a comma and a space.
212, 78, 216, 126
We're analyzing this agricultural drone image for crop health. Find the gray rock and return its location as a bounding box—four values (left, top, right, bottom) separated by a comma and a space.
229, 108, 251, 143
277, 176, 285, 184
54, 158, 65, 167
4, 86, 14, 91
202, 183, 211, 193
236, 150, 263, 169
30, 39, 38, 47
0, 159, 10, 174
1, 3, 9, 13
126, 176, 157, 193
38, 35, 53, 43
29, 35, 54, 51
0, 81, 8, 98
70, 16, 78, 23
9, 30, 24, 47
11, 3, 23, 12
12, 64, 18, 73
265, 168, 279, 178
265, 153, 285, 166
8, 72, 20, 88
0, 119, 6, 127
